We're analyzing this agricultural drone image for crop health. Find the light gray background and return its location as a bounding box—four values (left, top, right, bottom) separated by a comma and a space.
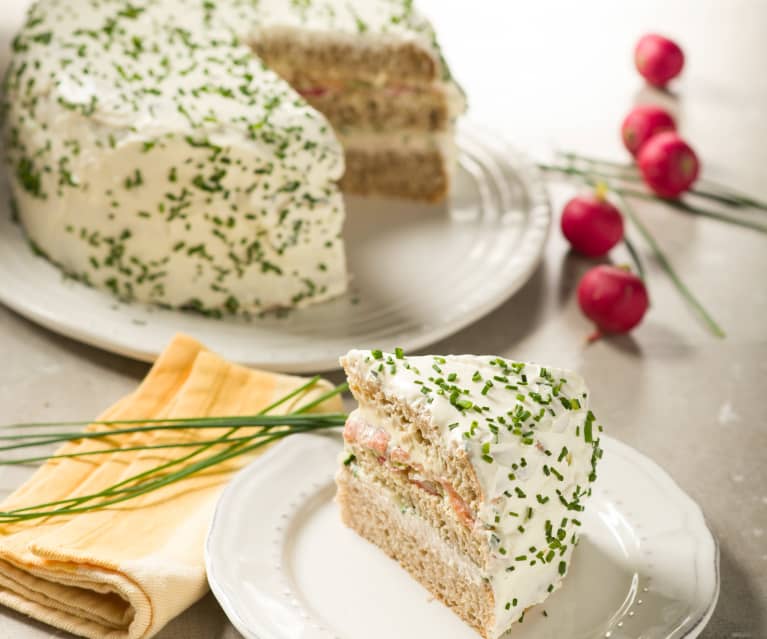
0, 0, 765, 637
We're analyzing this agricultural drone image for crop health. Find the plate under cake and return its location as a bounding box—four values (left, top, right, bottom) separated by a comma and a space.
337, 349, 603, 638
2, 0, 464, 316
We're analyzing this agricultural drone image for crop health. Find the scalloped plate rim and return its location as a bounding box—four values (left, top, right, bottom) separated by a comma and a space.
205, 432, 719, 639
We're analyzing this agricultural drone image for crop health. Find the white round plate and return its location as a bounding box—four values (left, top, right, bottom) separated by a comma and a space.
206, 433, 719, 639
0, 121, 549, 372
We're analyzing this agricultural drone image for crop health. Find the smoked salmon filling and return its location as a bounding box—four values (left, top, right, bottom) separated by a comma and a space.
343, 414, 475, 527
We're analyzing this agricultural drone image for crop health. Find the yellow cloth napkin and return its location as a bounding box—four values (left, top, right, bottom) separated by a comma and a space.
0, 334, 343, 639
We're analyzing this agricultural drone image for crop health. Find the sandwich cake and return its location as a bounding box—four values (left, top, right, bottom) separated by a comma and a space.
2, 0, 465, 315
337, 349, 603, 638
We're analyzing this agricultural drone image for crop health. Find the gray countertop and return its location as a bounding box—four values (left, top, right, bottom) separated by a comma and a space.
1, 0, 765, 637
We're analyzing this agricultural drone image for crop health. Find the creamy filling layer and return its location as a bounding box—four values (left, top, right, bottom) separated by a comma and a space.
335, 130, 459, 180
343, 412, 475, 527
340, 463, 485, 587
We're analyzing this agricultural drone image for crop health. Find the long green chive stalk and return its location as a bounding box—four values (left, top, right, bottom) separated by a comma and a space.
614, 193, 725, 338
0, 414, 347, 452
558, 151, 767, 212
539, 163, 767, 235
0, 435, 283, 467
622, 235, 646, 281
0, 379, 349, 522
611, 186, 767, 234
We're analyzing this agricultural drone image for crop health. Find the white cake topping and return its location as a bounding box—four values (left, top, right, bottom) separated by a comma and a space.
344, 349, 604, 636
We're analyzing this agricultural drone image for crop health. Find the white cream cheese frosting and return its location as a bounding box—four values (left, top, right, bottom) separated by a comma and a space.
2, 0, 461, 314
342, 349, 604, 636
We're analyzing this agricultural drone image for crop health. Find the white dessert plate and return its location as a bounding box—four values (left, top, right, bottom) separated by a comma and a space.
206, 432, 719, 639
0, 120, 549, 372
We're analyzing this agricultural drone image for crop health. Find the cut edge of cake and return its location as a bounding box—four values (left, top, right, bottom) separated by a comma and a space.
248, 12, 467, 202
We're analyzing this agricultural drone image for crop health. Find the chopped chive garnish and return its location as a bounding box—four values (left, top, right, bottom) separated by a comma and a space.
450, 392, 473, 411
584, 410, 595, 442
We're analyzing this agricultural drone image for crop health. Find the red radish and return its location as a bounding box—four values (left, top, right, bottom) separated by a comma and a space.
637, 132, 700, 198
561, 188, 624, 257
635, 34, 684, 88
577, 265, 649, 337
621, 105, 676, 156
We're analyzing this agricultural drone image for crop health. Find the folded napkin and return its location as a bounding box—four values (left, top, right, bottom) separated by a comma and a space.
0, 334, 342, 639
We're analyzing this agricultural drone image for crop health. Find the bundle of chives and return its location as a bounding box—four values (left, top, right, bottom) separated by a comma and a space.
0, 377, 349, 522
